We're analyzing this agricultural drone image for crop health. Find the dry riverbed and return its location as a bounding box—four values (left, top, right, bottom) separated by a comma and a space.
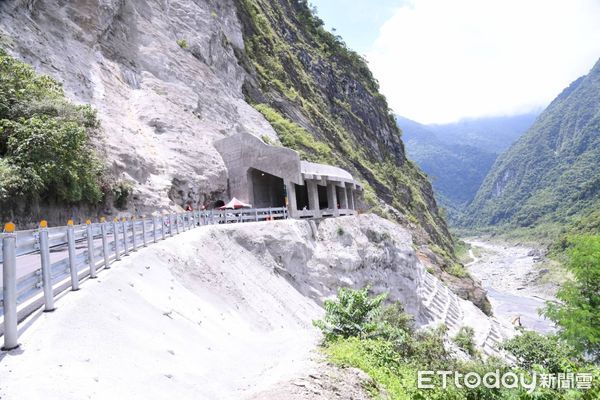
464, 239, 562, 334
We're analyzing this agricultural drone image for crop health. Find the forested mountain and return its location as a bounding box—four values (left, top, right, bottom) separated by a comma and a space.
397, 113, 536, 221
464, 58, 600, 230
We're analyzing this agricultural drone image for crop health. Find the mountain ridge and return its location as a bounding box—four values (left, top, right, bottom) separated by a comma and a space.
397, 113, 536, 221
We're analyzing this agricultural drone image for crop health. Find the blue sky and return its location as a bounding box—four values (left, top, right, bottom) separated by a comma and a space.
310, 0, 600, 124
310, 0, 404, 54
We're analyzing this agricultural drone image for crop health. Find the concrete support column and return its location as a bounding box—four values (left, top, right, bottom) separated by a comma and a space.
306, 180, 321, 218
285, 181, 298, 218
347, 187, 355, 210
326, 182, 339, 216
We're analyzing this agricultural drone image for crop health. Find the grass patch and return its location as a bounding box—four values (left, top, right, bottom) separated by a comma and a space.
253, 104, 333, 163
448, 263, 468, 278
453, 240, 473, 264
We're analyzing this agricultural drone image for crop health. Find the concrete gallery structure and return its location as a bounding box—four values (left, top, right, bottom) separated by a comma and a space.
215, 132, 362, 218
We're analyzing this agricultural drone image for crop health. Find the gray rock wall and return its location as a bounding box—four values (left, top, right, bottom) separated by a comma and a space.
0, 0, 278, 214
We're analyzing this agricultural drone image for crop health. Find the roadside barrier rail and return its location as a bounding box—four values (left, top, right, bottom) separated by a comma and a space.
0, 207, 288, 350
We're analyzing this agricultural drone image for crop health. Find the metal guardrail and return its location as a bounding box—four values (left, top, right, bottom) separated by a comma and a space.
0, 207, 288, 350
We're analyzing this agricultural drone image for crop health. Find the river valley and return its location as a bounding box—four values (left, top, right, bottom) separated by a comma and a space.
464, 239, 559, 334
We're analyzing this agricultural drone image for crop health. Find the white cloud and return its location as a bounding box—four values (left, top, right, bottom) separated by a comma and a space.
367, 0, 600, 123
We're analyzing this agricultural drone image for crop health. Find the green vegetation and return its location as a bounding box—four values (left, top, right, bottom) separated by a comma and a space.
464, 60, 600, 232
254, 104, 333, 162
544, 235, 600, 362
501, 330, 577, 373
260, 134, 273, 145
313, 287, 386, 342
235, 0, 454, 257
315, 287, 599, 399
452, 326, 478, 357
176, 39, 188, 49
112, 180, 132, 210
453, 239, 473, 264
397, 114, 537, 223
0, 48, 104, 206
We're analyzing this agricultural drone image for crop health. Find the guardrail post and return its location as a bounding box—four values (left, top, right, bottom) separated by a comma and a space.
39, 220, 56, 311
175, 214, 180, 235
113, 218, 121, 261
100, 217, 110, 269
85, 219, 97, 279
66, 220, 80, 291
162, 215, 167, 240
255, 209, 258, 222
121, 218, 129, 256
168, 214, 174, 237
131, 217, 137, 251
152, 216, 157, 243
141, 216, 148, 247
2, 222, 19, 350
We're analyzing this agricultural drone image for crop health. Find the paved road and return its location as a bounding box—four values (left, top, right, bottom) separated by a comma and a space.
0, 238, 101, 288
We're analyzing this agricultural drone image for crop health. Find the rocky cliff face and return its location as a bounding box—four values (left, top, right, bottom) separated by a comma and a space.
0, 0, 481, 307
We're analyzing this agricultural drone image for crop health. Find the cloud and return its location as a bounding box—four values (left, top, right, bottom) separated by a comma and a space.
367, 0, 600, 123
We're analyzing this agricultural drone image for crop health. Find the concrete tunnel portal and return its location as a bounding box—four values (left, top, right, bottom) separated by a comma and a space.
248, 168, 286, 208
214, 132, 362, 218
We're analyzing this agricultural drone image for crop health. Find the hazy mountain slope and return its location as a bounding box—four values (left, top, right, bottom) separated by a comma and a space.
465, 59, 600, 229
397, 115, 531, 222
429, 113, 539, 154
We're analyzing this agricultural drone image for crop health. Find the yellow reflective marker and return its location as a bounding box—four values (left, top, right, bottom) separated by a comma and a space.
4, 222, 16, 233
100, 217, 106, 223
39, 220, 48, 228
67, 220, 74, 226
114, 217, 119, 222
85, 219, 92, 225
122, 217, 127, 222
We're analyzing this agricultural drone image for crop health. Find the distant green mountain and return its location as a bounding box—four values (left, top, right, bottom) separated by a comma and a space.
464, 58, 600, 231
397, 114, 536, 222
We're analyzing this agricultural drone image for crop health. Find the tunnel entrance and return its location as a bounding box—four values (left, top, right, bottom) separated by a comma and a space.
248, 168, 285, 208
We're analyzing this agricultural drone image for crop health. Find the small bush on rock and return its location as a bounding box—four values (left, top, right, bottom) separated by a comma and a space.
452, 326, 478, 357
313, 286, 386, 342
